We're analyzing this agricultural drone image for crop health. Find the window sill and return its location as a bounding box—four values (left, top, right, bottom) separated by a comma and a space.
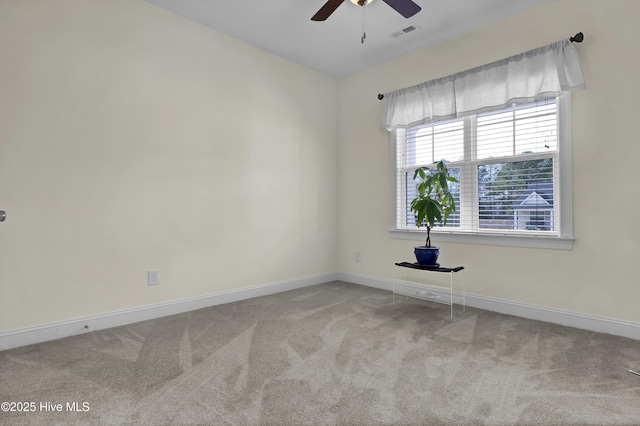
390, 229, 574, 250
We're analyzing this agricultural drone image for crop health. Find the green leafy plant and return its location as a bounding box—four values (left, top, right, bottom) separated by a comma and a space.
410, 160, 458, 247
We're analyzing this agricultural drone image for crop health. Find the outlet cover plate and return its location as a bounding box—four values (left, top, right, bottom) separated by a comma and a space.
148, 270, 159, 286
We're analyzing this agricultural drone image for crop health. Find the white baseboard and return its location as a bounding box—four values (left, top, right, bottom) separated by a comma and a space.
0, 272, 339, 352
3, 271, 638, 352
338, 272, 640, 341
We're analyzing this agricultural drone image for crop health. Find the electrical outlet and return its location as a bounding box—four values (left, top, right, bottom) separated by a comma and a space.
148, 270, 159, 286
355, 251, 362, 262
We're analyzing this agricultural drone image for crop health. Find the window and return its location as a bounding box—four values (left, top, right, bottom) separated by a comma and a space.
384, 39, 584, 249
392, 95, 573, 249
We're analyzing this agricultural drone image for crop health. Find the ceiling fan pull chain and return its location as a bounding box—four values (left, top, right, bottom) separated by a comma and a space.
361, 4, 367, 44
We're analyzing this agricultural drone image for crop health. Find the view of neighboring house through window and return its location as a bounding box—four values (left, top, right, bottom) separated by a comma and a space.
396, 97, 561, 236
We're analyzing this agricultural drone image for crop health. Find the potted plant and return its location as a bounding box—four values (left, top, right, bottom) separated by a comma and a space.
410, 160, 458, 265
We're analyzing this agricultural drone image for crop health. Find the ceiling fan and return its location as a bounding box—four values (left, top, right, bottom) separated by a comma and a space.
311, 0, 421, 21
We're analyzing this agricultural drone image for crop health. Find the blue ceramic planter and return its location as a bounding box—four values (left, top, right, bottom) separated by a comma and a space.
414, 246, 439, 265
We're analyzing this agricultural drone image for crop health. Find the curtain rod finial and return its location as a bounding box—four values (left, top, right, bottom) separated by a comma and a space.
570, 32, 584, 43
378, 94, 384, 100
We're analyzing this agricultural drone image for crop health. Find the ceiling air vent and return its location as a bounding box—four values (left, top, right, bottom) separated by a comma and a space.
391, 25, 419, 38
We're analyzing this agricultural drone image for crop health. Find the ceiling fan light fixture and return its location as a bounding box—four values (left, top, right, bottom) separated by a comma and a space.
350, 0, 374, 5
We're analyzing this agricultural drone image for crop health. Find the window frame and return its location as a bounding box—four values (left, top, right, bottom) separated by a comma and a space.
389, 93, 573, 250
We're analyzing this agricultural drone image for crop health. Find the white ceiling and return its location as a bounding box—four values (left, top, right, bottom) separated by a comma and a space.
144, 0, 551, 78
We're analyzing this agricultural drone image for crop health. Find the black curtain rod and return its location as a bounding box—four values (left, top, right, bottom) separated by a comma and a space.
377, 32, 585, 100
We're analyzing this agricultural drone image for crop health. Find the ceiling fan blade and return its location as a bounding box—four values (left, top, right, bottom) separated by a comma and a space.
382, 0, 421, 18
311, 0, 346, 21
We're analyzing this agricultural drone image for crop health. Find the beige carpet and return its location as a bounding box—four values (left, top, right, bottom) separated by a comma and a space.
1, 281, 640, 425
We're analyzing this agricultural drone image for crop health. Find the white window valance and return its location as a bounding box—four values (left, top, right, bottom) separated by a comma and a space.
382, 39, 586, 130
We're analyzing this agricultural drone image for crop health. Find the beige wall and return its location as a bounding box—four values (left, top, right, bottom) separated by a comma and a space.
0, 0, 339, 331
338, 0, 640, 322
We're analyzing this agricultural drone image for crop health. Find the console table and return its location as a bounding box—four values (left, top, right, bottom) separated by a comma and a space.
393, 262, 465, 318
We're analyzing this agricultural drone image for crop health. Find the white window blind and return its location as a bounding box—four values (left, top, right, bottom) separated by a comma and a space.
396, 97, 561, 237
